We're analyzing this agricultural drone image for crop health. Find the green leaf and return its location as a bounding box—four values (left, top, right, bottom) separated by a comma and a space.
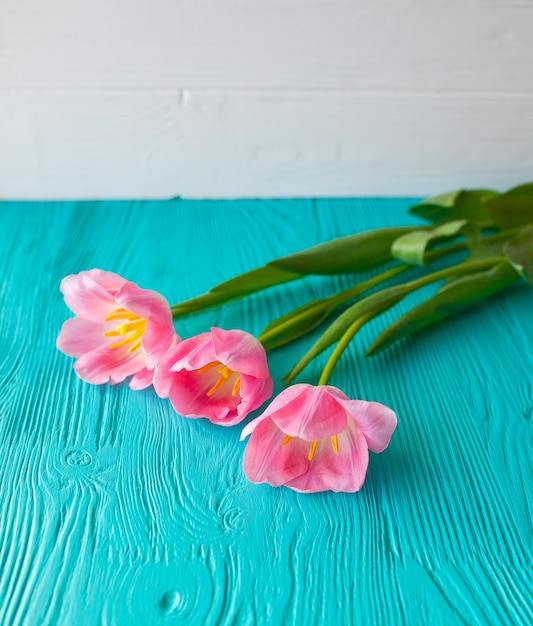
486, 183, 533, 228
503, 224, 533, 283
410, 189, 498, 224
271, 227, 421, 275
391, 220, 468, 266
259, 299, 334, 350
468, 232, 506, 261
283, 284, 409, 383
367, 262, 520, 355
172, 265, 302, 315
172, 227, 418, 316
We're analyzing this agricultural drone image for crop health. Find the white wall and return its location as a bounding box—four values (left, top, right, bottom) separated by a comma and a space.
1, 0, 532, 199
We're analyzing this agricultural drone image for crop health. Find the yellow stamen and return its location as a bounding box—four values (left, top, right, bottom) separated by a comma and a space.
308, 440, 318, 461
105, 307, 147, 351
197, 361, 221, 374
331, 435, 339, 454
104, 308, 140, 322
103, 330, 122, 337
231, 374, 241, 396
206, 366, 231, 397
219, 366, 231, 379
108, 336, 136, 349
282, 435, 292, 446
117, 320, 145, 336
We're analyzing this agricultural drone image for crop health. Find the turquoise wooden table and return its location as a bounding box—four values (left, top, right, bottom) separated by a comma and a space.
1, 198, 531, 626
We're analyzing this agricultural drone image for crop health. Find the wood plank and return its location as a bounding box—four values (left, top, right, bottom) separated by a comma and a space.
1, 91, 532, 198
0, 0, 532, 92
0, 198, 532, 624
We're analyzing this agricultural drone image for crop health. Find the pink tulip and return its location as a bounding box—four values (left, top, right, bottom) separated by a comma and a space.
241, 384, 397, 493
154, 327, 273, 426
56, 269, 178, 388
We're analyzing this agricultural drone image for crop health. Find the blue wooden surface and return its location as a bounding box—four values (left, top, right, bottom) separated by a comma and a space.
0, 198, 532, 626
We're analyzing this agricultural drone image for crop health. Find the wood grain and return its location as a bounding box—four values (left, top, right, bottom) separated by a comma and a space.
1, 1, 532, 197
1, 0, 532, 92
1, 92, 532, 199
0, 198, 531, 625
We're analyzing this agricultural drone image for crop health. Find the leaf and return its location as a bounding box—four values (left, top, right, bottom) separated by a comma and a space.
486, 183, 533, 229
391, 220, 468, 266
367, 262, 520, 355
283, 284, 410, 383
271, 227, 421, 275
258, 299, 334, 350
468, 232, 506, 261
171, 265, 302, 315
410, 189, 498, 224
172, 227, 418, 316
503, 224, 533, 283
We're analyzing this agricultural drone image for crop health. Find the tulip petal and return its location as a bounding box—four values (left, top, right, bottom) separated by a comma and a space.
167, 369, 240, 424
243, 418, 309, 486
211, 327, 271, 379
56, 317, 109, 357
129, 367, 155, 390
237, 374, 274, 421
258, 384, 348, 441
152, 345, 180, 399
60, 270, 126, 321
335, 399, 398, 453
116, 282, 178, 370
73, 344, 146, 385
116, 282, 173, 326
285, 419, 369, 493
165, 333, 216, 372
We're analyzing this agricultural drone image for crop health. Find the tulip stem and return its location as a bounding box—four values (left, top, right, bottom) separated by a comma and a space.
315, 256, 506, 386
318, 315, 371, 386
258, 264, 409, 347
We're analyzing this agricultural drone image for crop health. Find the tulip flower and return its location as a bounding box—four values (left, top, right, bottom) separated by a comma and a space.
57, 269, 178, 388
241, 383, 397, 493
154, 327, 273, 426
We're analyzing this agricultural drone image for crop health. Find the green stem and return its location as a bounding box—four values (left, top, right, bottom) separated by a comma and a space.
258, 264, 408, 345
258, 236, 471, 348
317, 256, 504, 385
403, 256, 503, 290
318, 316, 371, 386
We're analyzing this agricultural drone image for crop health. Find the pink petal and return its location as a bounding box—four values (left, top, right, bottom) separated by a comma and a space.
116, 282, 173, 326
83, 269, 128, 294
252, 384, 348, 441
243, 418, 309, 486
167, 369, 240, 424
129, 367, 155, 390
211, 327, 271, 379
285, 420, 369, 493
153, 345, 181, 398
73, 344, 146, 385
240, 384, 309, 440
60, 270, 126, 321
335, 398, 397, 453
166, 332, 216, 371
237, 374, 274, 420
115, 282, 177, 369
56, 317, 109, 357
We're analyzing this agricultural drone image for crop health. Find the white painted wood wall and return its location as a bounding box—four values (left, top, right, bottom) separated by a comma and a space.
1, 0, 532, 199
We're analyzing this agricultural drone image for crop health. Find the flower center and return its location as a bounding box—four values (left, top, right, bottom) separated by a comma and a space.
282, 434, 339, 460
197, 361, 241, 397
103, 308, 147, 353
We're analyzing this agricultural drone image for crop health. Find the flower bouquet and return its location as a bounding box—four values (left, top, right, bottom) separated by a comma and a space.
57, 182, 533, 493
